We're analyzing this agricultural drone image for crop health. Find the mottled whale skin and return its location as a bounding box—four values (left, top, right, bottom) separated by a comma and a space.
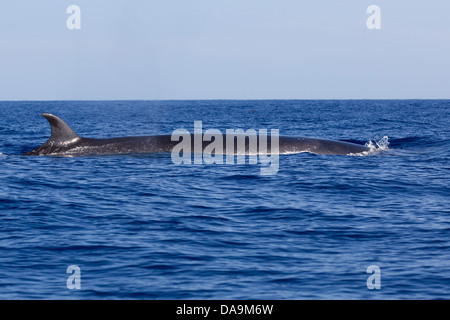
23, 113, 371, 156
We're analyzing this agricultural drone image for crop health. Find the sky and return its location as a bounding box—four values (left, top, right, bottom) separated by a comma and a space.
0, 0, 449, 100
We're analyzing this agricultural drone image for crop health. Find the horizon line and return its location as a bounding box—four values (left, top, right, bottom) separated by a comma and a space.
1, 98, 450, 102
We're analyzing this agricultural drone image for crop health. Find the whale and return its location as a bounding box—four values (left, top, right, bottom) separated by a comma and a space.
23, 113, 371, 156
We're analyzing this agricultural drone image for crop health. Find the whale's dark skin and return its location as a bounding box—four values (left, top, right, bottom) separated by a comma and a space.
23, 113, 371, 156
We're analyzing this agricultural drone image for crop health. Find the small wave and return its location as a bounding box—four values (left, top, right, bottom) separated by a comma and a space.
388, 136, 423, 146
388, 136, 444, 148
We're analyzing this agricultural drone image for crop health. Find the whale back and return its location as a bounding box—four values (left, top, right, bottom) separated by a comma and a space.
23, 113, 371, 156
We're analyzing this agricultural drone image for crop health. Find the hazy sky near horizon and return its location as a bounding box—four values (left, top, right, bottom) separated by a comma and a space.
1, 0, 449, 100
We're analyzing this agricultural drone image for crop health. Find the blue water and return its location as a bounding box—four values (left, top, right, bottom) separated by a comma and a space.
0, 100, 449, 299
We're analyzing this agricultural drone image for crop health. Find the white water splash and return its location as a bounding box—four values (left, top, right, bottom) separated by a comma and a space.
349, 136, 389, 156
366, 135, 390, 151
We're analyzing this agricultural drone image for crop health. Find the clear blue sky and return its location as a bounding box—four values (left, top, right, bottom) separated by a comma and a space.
1, 0, 449, 100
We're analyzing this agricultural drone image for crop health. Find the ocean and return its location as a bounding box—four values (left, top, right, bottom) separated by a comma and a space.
0, 100, 449, 299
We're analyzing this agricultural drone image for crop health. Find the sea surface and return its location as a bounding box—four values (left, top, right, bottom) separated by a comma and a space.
0, 100, 449, 299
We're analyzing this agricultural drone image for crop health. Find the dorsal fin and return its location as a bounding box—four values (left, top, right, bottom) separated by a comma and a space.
41, 113, 80, 143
